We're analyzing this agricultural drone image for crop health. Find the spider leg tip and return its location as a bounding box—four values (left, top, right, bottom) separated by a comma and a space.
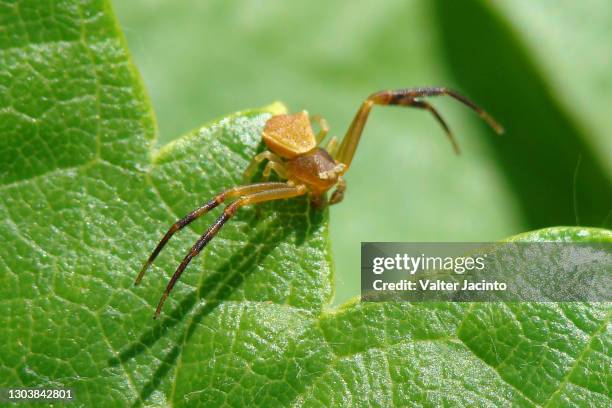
481, 114, 504, 135
134, 262, 151, 285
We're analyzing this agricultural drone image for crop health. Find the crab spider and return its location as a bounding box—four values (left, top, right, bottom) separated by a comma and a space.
136, 87, 503, 318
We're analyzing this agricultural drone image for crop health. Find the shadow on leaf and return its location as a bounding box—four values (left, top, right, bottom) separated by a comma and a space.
108, 196, 321, 405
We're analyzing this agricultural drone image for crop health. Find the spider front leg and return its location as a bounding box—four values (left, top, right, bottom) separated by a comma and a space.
135, 182, 287, 285
335, 87, 504, 169
153, 183, 307, 318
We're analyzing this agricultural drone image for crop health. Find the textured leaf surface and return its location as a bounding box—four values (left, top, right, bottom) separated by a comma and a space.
0, 2, 610, 407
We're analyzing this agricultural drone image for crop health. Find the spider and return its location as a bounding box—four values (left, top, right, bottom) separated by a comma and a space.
135, 87, 503, 318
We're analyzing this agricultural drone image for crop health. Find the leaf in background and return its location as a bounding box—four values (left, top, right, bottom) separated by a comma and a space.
0, 1, 610, 407
432, 0, 612, 229
490, 0, 612, 171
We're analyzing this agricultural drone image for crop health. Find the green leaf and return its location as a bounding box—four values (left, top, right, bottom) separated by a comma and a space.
0, 2, 610, 408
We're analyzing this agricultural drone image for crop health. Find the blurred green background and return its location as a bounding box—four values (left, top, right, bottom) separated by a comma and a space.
114, 0, 612, 305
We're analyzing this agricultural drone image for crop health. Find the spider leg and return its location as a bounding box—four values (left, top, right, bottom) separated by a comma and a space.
310, 114, 329, 144
153, 183, 307, 318
244, 150, 282, 179
329, 176, 346, 205
262, 161, 288, 180
135, 182, 288, 285
325, 136, 339, 157
335, 87, 503, 168
410, 99, 460, 155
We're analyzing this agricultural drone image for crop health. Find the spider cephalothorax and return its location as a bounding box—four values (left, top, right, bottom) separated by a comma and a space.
136, 87, 503, 318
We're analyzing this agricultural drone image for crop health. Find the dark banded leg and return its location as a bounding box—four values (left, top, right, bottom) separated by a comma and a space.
410, 99, 460, 155
135, 182, 287, 285
335, 87, 504, 168
153, 183, 307, 318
